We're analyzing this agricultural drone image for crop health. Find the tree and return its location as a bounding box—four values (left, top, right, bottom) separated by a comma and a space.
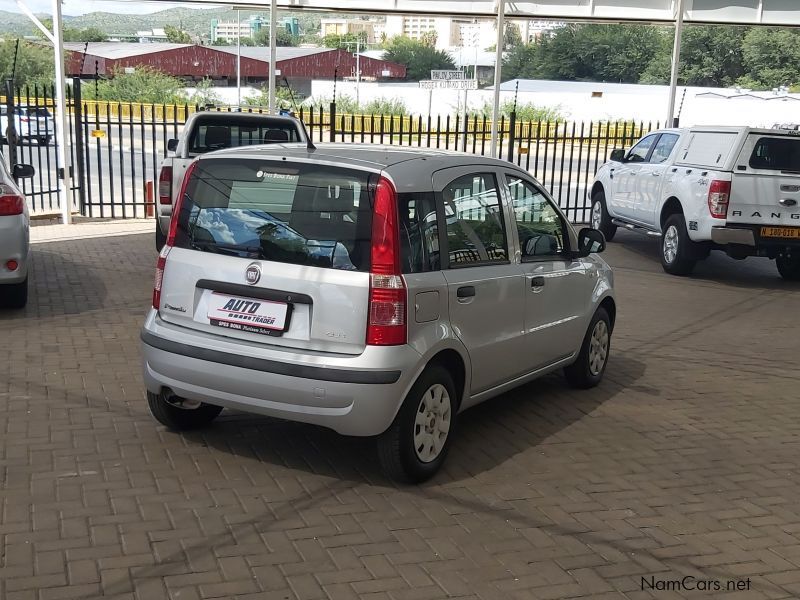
254, 27, 300, 47
0, 40, 54, 88
383, 37, 455, 81
164, 25, 192, 44
740, 27, 800, 89
88, 66, 186, 104
504, 23, 523, 50
64, 27, 107, 42
502, 43, 539, 81
322, 32, 367, 49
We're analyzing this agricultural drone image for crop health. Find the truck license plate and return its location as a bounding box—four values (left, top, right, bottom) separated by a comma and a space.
761, 227, 800, 239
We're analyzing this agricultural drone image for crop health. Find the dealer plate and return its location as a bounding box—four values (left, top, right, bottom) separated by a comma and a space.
207, 292, 290, 336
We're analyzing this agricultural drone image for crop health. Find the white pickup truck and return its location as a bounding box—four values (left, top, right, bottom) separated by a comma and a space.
590, 126, 800, 280
155, 111, 308, 250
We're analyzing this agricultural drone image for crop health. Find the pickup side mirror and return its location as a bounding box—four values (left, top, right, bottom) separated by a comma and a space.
610, 148, 627, 162
12, 163, 35, 179
576, 227, 606, 257
167, 138, 179, 152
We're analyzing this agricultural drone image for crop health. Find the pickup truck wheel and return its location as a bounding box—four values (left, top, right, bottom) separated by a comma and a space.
661, 214, 696, 276
147, 391, 222, 431
776, 256, 800, 281
377, 365, 456, 483
155, 221, 166, 252
564, 306, 611, 389
591, 191, 616, 242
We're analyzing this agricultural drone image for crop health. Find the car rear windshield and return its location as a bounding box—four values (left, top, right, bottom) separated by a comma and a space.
749, 136, 800, 172
174, 159, 374, 272
188, 120, 302, 154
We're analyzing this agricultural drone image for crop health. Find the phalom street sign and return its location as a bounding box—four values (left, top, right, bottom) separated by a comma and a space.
430, 70, 466, 81
419, 79, 478, 90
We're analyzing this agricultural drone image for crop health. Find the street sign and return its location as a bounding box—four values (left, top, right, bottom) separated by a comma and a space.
420, 79, 478, 90
431, 70, 466, 81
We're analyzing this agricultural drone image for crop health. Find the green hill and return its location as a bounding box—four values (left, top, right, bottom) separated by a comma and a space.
0, 7, 328, 38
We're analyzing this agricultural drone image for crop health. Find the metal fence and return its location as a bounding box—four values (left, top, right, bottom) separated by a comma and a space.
2, 79, 659, 223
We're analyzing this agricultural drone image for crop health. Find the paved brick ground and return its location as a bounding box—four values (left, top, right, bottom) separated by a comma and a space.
1, 224, 800, 600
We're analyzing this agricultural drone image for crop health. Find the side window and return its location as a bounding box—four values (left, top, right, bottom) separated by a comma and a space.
627, 135, 657, 163
441, 173, 508, 267
507, 176, 567, 259
397, 193, 440, 273
651, 134, 679, 164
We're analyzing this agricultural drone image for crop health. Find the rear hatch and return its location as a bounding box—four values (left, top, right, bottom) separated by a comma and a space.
729, 132, 800, 233
158, 157, 377, 355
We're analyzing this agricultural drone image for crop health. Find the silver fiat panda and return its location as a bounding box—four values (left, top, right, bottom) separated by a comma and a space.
141, 143, 615, 482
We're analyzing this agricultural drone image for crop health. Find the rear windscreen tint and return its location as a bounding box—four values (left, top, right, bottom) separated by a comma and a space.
749, 137, 800, 172
188, 121, 301, 153
175, 159, 374, 272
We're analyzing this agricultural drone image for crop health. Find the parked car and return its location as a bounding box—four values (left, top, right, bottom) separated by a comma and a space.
141, 143, 616, 482
590, 126, 800, 280
154, 111, 309, 250
1, 105, 54, 145
0, 152, 35, 308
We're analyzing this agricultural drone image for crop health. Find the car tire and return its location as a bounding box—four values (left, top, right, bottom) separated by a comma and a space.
564, 306, 612, 389
590, 190, 616, 242
377, 365, 457, 484
1, 276, 28, 309
147, 390, 223, 431
155, 222, 166, 252
661, 214, 697, 276
776, 256, 800, 281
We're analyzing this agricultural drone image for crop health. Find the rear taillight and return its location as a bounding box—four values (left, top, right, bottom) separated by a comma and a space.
708, 180, 731, 219
367, 177, 406, 346
152, 245, 170, 310
158, 166, 173, 205
152, 162, 196, 310
0, 194, 24, 216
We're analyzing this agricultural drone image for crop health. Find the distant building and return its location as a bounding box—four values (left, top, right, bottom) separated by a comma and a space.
137, 29, 168, 43
64, 42, 406, 96
319, 18, 377, 44
211, 15, 299, 43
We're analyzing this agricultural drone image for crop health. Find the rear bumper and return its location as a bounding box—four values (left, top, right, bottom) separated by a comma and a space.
0, 216, 29, 285
140, 312, 421, 436
711, 226, 756, 246
712, 225, 800, 251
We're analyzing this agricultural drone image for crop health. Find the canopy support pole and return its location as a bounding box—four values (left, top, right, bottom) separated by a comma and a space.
490, 0, 506, 156
666, 0, 686, 126
269, 0, 277, 114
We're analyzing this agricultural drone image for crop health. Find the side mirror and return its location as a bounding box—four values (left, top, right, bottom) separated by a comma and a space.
167, 138, 179, 152
610, 148, 626, 162
12, 163, 35, 179
577, 227, 606, 257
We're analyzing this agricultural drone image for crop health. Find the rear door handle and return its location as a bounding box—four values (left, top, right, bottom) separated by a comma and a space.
457, 286, 475, 298
531, 276, 545, 288
652, 172, 661, 177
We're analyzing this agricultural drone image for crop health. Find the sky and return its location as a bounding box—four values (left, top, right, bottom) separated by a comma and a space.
0, 1, 205, 16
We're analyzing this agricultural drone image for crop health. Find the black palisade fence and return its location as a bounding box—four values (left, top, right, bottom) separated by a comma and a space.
1, 80, 658, 224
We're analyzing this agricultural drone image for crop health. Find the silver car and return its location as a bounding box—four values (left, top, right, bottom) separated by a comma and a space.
141, 143, 615, 482
0, 153, 34, 309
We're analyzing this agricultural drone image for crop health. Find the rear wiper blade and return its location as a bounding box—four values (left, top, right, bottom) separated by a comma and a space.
190, 240, 263, 256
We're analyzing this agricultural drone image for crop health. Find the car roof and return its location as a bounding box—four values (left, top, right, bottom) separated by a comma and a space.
188, 111, 300, 125
202, 143, 522, 172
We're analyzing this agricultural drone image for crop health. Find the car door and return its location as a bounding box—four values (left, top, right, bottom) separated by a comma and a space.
502, 173, 591, 368
611, 134, 658, 220
432, 167, 527, 395
635, 133, 679, 225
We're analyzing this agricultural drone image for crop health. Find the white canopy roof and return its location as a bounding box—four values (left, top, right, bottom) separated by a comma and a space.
120, 0, 800, 26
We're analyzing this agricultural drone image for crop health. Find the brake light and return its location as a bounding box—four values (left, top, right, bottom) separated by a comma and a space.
152, 162, 196, 310
367, 177, 406, 346
0, 193, 24, 216
708, 180, 731, 219
158, 166, 173, 205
